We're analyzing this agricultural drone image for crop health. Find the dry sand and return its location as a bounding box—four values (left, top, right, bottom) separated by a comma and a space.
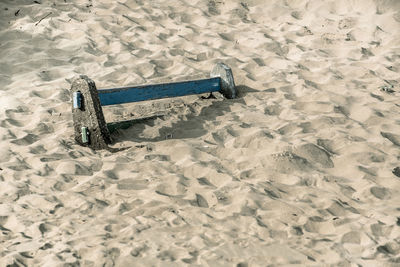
1, 0, 400, 266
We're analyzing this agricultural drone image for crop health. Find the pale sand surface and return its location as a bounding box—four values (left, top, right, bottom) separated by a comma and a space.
1, 0, 400, 266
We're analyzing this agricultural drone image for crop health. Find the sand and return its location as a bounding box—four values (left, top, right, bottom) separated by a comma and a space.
1, 0, 400, 266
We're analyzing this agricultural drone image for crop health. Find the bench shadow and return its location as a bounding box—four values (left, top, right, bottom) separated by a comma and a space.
108, 84, 255, 144
235, 85, 259, 97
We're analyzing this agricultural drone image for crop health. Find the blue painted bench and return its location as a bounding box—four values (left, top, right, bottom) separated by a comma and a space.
71, 62, 236, 149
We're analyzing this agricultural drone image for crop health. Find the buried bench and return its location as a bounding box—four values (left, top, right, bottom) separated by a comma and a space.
71, 62, 236, 150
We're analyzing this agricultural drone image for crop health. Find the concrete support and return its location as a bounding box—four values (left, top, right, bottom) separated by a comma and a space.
71, 75, 111, 150
210, 62, 236, 99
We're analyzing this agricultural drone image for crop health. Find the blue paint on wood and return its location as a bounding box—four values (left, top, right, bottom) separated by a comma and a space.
98, 77, 221, 106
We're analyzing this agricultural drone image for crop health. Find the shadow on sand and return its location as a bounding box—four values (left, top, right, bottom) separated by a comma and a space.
107, 85, 257, 146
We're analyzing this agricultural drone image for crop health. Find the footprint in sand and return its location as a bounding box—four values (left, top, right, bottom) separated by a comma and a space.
294, 143, 334, 168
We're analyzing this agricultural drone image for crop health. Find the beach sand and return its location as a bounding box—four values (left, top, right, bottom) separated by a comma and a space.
1, 0, 400, 266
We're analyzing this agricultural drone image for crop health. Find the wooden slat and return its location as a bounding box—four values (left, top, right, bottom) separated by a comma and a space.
98, 77, 221, 106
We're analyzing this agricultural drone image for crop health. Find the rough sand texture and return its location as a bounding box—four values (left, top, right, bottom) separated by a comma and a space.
1, 0, 400, 266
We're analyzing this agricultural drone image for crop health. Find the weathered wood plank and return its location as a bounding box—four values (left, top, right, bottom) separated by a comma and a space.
98, 77, 221, 106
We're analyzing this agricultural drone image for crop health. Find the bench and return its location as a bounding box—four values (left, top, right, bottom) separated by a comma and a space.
70, 62, 236, 150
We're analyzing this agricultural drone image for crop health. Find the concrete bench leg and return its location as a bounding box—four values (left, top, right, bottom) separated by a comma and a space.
210, 62, 236, 99
71, 75, 111, 150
